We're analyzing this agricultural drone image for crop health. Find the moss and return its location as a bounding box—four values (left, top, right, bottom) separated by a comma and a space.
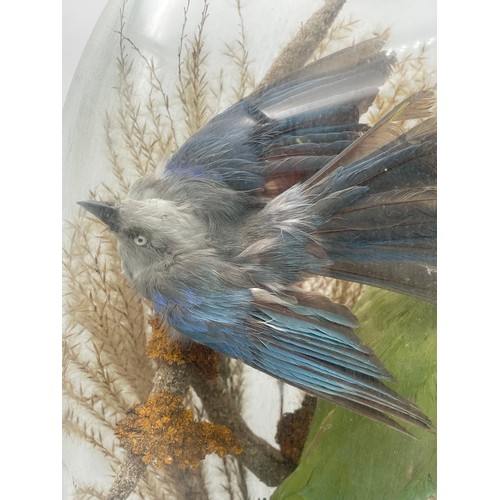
116, 391, 242, 468
147, 318, 220, 380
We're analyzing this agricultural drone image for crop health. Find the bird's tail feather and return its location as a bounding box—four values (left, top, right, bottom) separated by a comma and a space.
307, 121, 437, 302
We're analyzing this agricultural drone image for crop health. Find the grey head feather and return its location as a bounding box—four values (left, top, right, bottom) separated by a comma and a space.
118, 198, 209, 284
79, 190, 210, 289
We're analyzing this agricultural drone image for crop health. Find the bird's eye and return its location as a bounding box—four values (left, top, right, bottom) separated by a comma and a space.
133, 235, 148, 246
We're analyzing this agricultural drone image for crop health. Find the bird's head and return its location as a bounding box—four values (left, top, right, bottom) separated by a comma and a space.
78, 197, 208, 282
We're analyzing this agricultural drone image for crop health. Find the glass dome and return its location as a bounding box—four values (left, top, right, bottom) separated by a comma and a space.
63, 1, 437, 498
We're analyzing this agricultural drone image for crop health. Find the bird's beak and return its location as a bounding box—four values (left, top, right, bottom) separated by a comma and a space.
78, 200, 120, 232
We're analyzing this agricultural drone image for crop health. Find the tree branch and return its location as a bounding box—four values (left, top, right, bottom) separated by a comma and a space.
106, 361, 192, 499
188, 367, 296, 486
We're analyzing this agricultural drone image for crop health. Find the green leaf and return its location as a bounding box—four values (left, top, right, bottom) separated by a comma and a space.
272, 288, 437, 500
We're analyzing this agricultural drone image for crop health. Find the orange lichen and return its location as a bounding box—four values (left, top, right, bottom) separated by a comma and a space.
116, 392, 242, 468
275, 396, 317, 464
147, 318, 220, 379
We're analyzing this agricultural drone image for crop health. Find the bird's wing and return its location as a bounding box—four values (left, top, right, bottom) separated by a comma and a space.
163, 37, 395, 197
160, 284, 433, 434
245, 288, 433, 434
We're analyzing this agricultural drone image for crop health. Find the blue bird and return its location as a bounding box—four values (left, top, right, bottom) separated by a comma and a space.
79, 38, 436, 434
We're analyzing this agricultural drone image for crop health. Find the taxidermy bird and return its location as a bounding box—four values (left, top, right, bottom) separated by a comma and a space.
79, 38, 436, 434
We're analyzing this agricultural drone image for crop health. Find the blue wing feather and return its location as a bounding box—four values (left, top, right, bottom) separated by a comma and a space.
163, 38, 394, 196
154, 283, 433, 433
245, 291, 433, 433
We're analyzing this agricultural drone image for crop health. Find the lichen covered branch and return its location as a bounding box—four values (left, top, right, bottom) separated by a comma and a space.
106, 321, 295, 498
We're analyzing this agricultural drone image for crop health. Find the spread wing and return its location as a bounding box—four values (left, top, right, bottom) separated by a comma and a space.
157, 280, 433, 435
163, 37, 395, 197
245, 288, 433, 434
